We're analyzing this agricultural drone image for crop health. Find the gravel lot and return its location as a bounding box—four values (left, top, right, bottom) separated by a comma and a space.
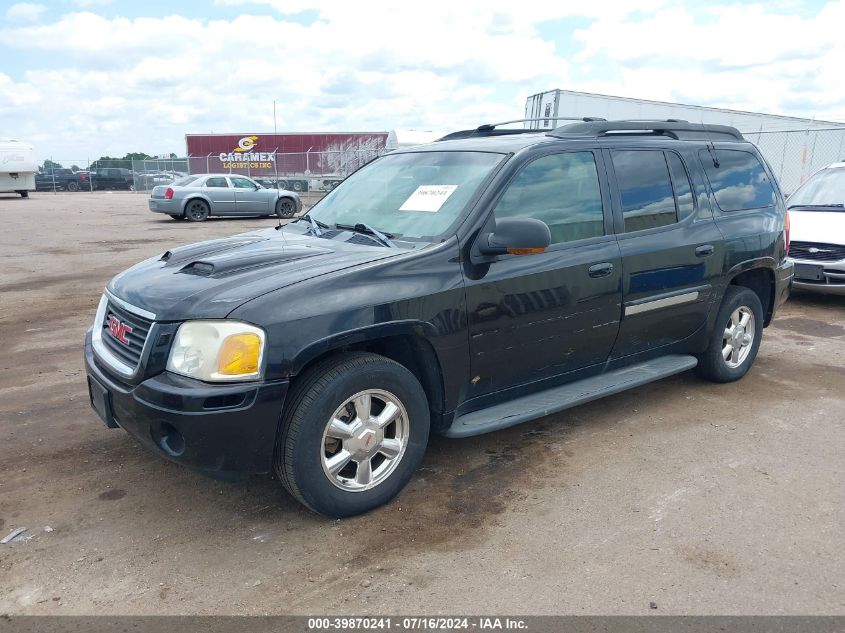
0, 191, 843, 615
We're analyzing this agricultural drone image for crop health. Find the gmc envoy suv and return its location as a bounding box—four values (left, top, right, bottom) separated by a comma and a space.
84, 119, 793, 517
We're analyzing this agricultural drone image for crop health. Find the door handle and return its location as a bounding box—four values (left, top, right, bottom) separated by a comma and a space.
588, 262, 614, 278
695, 244, 715, 258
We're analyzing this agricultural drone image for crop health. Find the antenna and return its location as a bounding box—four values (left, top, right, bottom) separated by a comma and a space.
702, 117, 720, 168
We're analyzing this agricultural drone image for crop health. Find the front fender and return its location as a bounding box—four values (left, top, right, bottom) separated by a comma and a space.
288, 320, 439, 375
274, 191, 302, 213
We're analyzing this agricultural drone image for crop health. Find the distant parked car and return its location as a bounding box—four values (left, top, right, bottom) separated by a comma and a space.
148, 174, 301, 221
92, 167, 134, 191
135, 172, 176, 190
34, 168, 91, 192
787, 161, 845, 294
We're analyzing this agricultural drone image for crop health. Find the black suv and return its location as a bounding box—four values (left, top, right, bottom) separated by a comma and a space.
84, 120, 793, 517
34, 169, 91, 192
92, 167, 135, 190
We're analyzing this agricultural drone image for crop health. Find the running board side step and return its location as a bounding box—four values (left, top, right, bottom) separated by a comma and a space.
445, 355, 698, 438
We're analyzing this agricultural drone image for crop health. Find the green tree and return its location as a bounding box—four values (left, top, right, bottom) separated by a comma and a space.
123, 152, 154, 161
41, 159, 63, 171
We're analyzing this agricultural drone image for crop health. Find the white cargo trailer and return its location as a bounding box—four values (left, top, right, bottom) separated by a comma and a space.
525, 90, 845, 193
0, 139, 37, 198
524, 89, 845, 132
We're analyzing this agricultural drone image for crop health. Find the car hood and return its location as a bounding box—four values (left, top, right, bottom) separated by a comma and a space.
790, 209, 845, 245
107, 228, 401, 320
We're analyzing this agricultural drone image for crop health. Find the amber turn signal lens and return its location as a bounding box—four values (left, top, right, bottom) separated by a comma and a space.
217, 333, 262, 375
506, 246, 548, 255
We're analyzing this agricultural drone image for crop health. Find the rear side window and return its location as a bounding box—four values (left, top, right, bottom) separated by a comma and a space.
493, 151, 605, 244
699, 149, 776, 211
612, 150, 677, 232
205, 177, 229, 188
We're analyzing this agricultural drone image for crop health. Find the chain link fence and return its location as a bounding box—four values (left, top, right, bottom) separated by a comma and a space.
35, 130, 845, 197
33, 149, 386, 194
739, 127, 845, 195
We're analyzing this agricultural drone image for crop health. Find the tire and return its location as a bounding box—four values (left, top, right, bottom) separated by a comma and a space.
66, 181, 80, 192
696, 285, 764, 383
292, 180, 304, 192
185, 199, 210, 222
18, 191, 29, 198
275, 352, 430, 518
275, 197, 296, 219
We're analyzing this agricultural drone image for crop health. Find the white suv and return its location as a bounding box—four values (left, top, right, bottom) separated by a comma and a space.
787, 161, 845, 294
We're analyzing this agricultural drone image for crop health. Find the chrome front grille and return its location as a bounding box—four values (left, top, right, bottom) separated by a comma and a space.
92, 292, 157, 378
100, 300, 152, 369
789, 241, 845, 262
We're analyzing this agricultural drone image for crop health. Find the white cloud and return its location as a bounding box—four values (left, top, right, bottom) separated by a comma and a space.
5, 2, 47, 21
0, 1, 844, 159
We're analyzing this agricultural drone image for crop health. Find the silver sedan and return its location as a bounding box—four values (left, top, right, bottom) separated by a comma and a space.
148, 174, 302, 222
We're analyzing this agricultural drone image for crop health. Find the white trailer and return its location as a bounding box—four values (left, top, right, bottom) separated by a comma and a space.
524, 90, 845, 193
524, 89, 845, 132
0, 139, 37, 198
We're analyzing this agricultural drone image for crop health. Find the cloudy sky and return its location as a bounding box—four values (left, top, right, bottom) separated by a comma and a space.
1, 0, 844, 160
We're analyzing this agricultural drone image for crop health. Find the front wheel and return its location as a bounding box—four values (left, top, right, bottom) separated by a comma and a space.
275, 197, 296, 219
18, 191, 29, 198
696, 286, 764, 383
275, 352, 430, 518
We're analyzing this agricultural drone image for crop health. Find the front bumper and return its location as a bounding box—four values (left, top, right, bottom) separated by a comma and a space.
148, 199, 182, 214
84, 329, 288, 476
789, 256, 845, 295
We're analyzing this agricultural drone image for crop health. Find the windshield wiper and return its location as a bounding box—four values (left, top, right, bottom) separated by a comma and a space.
293, 213, 330, 236
787, 203, 845, 210
335, 222, 397, 248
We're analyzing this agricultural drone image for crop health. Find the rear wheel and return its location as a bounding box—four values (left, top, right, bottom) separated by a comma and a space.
696, 286, 764, 383
18, 191, 29, 198
66, 181, 80, 192
275, 197, 296, 218
275, 352, 430, 518
185, 199, 210, 222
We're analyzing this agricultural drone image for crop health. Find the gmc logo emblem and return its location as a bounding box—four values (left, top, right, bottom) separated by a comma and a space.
107, 314, 133, 345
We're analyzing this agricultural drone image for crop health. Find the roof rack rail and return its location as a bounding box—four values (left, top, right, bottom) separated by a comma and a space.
437, 117, 607, 141
547, 119, 744, 142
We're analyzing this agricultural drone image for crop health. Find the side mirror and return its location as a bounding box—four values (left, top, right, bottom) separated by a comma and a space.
478, 218, 551, 256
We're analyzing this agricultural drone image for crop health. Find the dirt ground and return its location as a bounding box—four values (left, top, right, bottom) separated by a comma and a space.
0, 191, 843, 615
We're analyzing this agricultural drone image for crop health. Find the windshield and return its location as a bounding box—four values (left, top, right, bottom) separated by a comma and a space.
308, 151, 505, 240
788, 167, 845, 208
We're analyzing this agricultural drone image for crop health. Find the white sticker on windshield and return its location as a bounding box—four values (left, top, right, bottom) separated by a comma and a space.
399, 185, 458, 213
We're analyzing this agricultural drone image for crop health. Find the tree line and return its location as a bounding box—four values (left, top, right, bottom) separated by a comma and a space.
41, 152, 179, 171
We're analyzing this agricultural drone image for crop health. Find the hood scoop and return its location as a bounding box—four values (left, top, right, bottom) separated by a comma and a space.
177, 244, 328, 278
161, 236, 268, 266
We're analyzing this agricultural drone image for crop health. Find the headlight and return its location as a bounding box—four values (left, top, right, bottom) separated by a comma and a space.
166, 321, 266, 382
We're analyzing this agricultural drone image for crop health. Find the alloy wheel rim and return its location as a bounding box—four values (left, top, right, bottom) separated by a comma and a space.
722, 306, 755, 368
320, 389, 409, 492
189, 202, 206, 219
